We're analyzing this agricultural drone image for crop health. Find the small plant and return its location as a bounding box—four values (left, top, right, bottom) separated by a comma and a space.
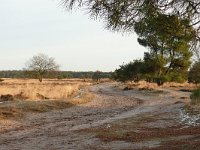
190, 88, 200, 105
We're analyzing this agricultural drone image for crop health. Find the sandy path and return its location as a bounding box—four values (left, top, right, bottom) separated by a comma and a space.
0, 83, 193, 150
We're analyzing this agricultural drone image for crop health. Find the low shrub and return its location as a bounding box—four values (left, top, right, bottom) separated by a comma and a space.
0, 94, 14, 102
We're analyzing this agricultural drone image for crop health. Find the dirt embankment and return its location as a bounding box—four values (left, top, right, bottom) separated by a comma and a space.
0, 83, 199, 150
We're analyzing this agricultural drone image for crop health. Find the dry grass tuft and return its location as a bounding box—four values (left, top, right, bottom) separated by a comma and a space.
0, 100, 73, 120
16, 100, 74, 112
0, 107, 22, 120
120, 81, 158, 91
121, 81, 197, 91
70, 92, 94, 105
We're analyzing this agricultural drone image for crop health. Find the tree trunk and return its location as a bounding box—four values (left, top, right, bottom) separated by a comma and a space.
39, 75, 43, 82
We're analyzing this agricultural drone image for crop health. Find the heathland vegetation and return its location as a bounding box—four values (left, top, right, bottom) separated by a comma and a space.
1, 1, 200, 149
0, 78, 94, 119
0, 1, 200, 108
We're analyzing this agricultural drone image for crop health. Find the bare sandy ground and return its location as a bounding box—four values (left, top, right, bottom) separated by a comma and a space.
0, 83, 199, 150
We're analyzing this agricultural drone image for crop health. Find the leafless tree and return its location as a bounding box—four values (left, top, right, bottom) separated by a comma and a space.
26, 53, 59, 82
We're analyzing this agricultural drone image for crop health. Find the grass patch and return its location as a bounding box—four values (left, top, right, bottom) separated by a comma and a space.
184, 104, 200, 115
0, 78, 94, 120
190, 88, 200, 105
82, 117, 200, 144
150, 139, 200, 150
152, 90, 164, 94
0, 107, 22, 120
70, 92, 94, 105
0, 78, 92, 100
0, 100, 74, 120
0, 91, 94, 120
80, 113, 179, 142
17, 100, 74, 112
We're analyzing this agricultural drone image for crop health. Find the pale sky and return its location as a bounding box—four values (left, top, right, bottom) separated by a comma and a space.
0, 0, 147, 72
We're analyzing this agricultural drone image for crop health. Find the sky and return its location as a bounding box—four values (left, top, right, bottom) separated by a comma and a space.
0, 0, 147, 72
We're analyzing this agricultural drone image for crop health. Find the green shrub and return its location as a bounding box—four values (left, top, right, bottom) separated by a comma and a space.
168, 72, 186, 83
188, 61, 200, 84
190, 88, 200, 105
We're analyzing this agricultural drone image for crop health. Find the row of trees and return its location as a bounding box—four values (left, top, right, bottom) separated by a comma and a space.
25, 54, 112, 82
0, 70, 111, 81
113, 57, 200, 85
0, 54, 111, 82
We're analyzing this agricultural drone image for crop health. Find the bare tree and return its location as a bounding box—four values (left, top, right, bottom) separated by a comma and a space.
26, 53, 59, 82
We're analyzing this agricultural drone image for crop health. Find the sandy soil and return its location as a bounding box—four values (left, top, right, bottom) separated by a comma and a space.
0, 82, 199, 150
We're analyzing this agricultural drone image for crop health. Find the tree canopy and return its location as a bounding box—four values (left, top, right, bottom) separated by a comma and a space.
63, 0, 200, 59
136, 13, 196, 80
63, 0, 200, 37
113, 14, 196, 85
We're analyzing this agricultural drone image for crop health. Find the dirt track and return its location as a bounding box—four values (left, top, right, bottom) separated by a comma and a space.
0, 83, 199, 150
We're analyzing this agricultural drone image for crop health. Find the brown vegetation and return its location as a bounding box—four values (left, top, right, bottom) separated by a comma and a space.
81, 112, 200, 150
0, 100, 73, 120
0, 78, 91, 100
120, 81, 197, 92
70, 92, 94, 105
0, 78, 93, 120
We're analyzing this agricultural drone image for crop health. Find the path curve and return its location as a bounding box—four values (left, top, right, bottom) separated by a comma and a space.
0, 83, 192, 150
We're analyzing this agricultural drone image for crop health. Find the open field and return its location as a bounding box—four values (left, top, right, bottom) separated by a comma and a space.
0, 80, 200, 149
0, 78, 92, 100
0, 78, 93, 120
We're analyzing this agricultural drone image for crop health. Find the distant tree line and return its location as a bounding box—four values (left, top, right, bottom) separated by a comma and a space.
0, 70, 111, 80
0, 53, 112, 82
